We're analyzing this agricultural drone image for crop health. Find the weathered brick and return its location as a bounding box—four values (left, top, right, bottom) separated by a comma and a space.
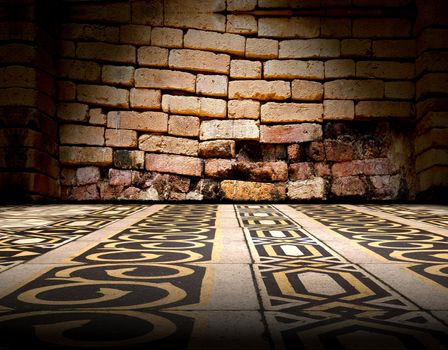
266, 61, 323, 83
132, 0, 163, 25
105, 129, 137, 147
226, 15, 257, 34
260, 124, 322, 143
228, 100, 260, 119
164, 0, 226, 32
291, 80, 323, 101
89, 108, 107, 125
228, 80, 290, 100
321, 18, 351, 38
196, 74, 228, 97
200, 120, 259, 140
169, 49, 230, 74
324, 140, 354, 162
150, 27, 183, 48
279, 39, 340, 58
205, 159, 236, 178
76, 166, 101, 186
102, 65, 134, 86
245, 38, 278, 59
315, 162, 331, 177
60, 124, 104, 146
76, 43, 136, 64
58, 59, 101, 82
341, 39, 371, 57
109, 169, 132, 187
385, 81, 415, 100
60, 146, 113, 166
355, 101, 413, 118
139, 135, 199, 156
230, 60, 262, 79
107, 111, 168, 132
137, 46, 169, 67
261, 102, 323, 123
370, 175, 400, 199
120, 24, 151, 45
372, 40, 416, 58
236, 161, 288, 181
289, 162, 314, 181
331, 176, 366, 197
324, 80, 384, 100
145, 153, 203, 177
227, 0, 256, 10
258, 17, 319, 38
353, 18, 411, 38
287, 177, 326, 200
288, 144, 301, 162
77, 85, 129, 108
57, 103, 88, 122
332, 159, 396, 177
323, 100, 354, 120
356, 61, 414, 79
184, 29, 245, 55
198, 140, 236, 158
221, 180, 286, 201
65, 184, 99, 201
113, 150, 145, 170
168, 115, 200, 137
325, 59, 355, 78
162, 95, 227, 118
134, 68, 195, 92
130, 88, 161, 110
61, 23, 119, 42
307, 141, 325, 161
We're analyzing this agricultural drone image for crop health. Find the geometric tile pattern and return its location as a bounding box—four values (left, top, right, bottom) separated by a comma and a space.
293, 204, 448, 289
0, 205, 146, 272
236, 204, 448, 350
0, 204, 217, 349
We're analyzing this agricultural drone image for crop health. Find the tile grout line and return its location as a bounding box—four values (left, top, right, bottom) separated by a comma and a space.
0, 204, 166, 300
274, 204, 448, 311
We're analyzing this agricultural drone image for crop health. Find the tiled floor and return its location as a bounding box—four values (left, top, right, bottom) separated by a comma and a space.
0, 204, 446, 349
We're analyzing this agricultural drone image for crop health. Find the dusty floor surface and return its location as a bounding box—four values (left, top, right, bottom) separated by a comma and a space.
0, 203, 447, 349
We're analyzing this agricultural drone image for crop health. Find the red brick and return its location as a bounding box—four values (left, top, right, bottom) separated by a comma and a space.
332, 159, 396, 177
324, 140, 354, 162
289, 162, 314, 181
288, 144, 301, 162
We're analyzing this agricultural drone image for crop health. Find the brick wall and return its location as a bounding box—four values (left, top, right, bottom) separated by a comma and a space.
1, 0, 445, 201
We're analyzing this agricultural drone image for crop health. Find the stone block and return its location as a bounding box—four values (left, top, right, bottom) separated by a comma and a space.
132, 0, 163, 25
169, 49, 230, 74
76, 167, 101, 185
221, 180, 286, 201
230, 60, 262, 79
139, 134, 199, 156
287, 177, 326, 199
341, 39, 372, 57
323, 100, 354, 120
107, 111, 168, 132
228, 80, 290, 100
76, 42, 136, 64
325, 59, 355, 78
196, 74, 228, 97
60, 124, 104, 146
57, 103, 88, 122
102, 65, 134, 86
356, 61, 414, 79
113, 150, 145, 170
145, 153, 203, 177
355, 101, 413, 118
200, 120, 259, 140
324, 80, 384, 100
77, 85, 129, 108
370, 175, 400, 199
385, 81, 415, 100
279, 39, 340, 58
162, 95, 227, 118
198, 140, 236, 158
134, 68, 195, 92
109, 168, 132, 186
150, 27, 183, 48
137, 46, 169, 67
261, 102, 323, 123
105, 129, 137, 147
264, 60, 324, 80
120, 24, 151, 45
228, 100, 260, 119
258, 17, 319, 38
260, 124, 322, 143
89, 108, 107, 125
130, 88, 161, 109
168, 115, 200, 137
291, 80, 323, 101
226, 15, 257, 34
245, 38, 278, 59
205, 159, 236, 178
60, 146, 113, 166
